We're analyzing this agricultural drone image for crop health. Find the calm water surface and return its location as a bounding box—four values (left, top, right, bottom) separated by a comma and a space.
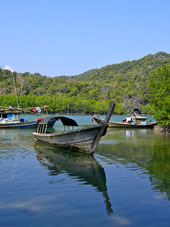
0, 115, 170, 227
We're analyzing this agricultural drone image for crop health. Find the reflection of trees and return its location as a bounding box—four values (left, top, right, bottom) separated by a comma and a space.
0, 129, 33, 159
0, 128, 33, 145
147, 144, 170, 199
98, 129, 170, 199
34, 143, 113, 215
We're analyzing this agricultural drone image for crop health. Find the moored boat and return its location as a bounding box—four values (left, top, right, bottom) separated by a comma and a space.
33, 101, 115, 154
0, 107, 55, 128
0, 110, 39, 128
93, 108, 157, 129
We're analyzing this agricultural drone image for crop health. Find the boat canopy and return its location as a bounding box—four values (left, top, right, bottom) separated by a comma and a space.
40, 116, 78, 127
133, 108, 141, 115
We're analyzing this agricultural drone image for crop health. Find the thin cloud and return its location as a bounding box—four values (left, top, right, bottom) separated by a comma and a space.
4, 65, 14, 72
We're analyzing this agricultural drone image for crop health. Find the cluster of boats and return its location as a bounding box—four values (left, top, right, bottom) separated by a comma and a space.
0, 103, 157, 154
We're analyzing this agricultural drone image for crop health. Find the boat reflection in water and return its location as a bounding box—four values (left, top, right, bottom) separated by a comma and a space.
34, 143, 113, 215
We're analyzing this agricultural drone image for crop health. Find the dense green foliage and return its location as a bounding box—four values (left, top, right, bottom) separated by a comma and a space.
0, 51, 170, 115
148, 65, 170, 125
0, 95, 126, 114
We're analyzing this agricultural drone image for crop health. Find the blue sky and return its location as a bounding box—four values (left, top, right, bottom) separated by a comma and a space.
0, 0, 170, 76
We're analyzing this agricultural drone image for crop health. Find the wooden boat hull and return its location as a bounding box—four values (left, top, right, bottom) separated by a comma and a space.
108, 121, 157, 128
33, 125, 104, 154
94, 118, 157, 129
33, 101, 115, 154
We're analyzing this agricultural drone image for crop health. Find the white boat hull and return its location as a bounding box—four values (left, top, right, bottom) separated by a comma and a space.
0, 120, 38, 128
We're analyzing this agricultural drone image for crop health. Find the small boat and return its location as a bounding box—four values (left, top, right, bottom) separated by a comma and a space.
0, 107, 56, 128
94, 117, 157, 128
0, 110, 38, 128
93, 108, 157, 129
33, 101, 115, 154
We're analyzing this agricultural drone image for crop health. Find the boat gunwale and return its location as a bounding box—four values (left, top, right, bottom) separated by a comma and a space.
33, 124, 103, 137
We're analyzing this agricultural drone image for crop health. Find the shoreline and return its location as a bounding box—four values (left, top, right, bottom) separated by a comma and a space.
154, 125, 170, 135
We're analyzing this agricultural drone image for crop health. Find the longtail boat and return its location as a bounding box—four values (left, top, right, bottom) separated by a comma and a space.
33, 101, 115, 154
94, 115, 157, 129
93, 107, 157, 129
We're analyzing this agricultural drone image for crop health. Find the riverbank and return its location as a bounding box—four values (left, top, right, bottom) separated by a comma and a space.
154, 125, 170, 135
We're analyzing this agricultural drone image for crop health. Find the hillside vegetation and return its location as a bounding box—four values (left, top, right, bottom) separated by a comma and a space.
148, 64, 170, 126
0, 51, 170, 114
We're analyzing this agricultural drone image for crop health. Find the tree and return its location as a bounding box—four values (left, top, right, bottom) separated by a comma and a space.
148, 65, 170, 125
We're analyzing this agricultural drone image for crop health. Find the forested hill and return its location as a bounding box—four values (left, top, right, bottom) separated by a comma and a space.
73, 51, 170, 81
0, 51, 170, 114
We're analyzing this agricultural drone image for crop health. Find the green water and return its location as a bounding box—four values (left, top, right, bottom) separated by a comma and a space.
0, 115, 170, 226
